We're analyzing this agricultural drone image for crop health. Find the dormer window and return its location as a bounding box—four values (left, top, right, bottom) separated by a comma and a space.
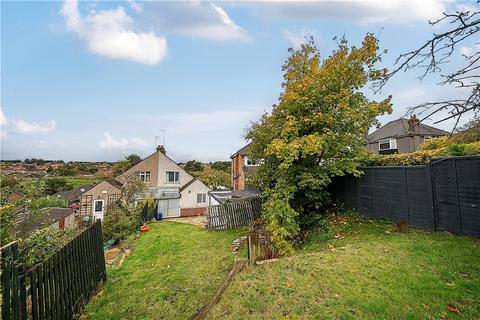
378, 138, 397, 151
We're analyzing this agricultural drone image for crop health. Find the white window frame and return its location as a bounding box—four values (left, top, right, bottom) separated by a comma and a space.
138, 171, 151, 182
166, 171, 180, 183
197, 193, 207, 204
378, 138, 397, 151
244, 156, 263, 166
93, 199, 104, 213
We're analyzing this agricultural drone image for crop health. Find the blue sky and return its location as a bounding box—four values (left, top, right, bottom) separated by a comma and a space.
1, 0, 477, 162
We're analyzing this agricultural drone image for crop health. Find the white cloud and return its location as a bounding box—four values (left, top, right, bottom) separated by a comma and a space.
98, 132, 147, 150
139, 1, 249, 41
282, 28, 320, 48
460, 44, 480, 56
11, 119, 56, 135
0, 109, 8, 126
249, 0, 448, 25
61, 0, 167, 65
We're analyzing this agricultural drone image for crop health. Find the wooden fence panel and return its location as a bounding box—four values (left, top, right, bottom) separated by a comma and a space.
207, 197, 262, 230
1, 220, 107, 320
331, 156, 480, 237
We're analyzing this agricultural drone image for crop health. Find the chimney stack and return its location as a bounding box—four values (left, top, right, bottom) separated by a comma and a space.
157, 145, 166, 154
407, 115, 420, 134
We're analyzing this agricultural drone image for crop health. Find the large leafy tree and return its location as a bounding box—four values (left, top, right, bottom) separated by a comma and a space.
246, 35, 392, 254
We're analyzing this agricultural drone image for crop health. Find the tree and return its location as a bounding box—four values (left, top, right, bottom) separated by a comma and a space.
44, 177, 72, 195
376, 3, 480, 129
125, 154, 142, 166
211, 161, 231, 172
195, 169, 230, 189
113, 154, 142, 177
184, 160, 204, 173
246, 35, 392, 254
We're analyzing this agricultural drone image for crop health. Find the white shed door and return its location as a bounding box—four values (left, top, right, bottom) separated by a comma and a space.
157, 198, 180, 218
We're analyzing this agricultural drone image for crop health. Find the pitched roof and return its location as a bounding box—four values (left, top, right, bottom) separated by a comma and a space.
368, 118, 448, 142
54, 184, 94, 202
230, 142, 251, 159
179, 178, 197, 192
15, 207, 76, 235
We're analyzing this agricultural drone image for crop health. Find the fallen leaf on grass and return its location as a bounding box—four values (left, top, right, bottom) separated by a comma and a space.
447, 304, 460, 314
384, 231, 391, 234
328, 244, 335, 251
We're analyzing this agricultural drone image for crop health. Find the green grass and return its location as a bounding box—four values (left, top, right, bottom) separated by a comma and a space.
83, 221, 245, 320
208, 214, 480, 319
50, 176, 99, 188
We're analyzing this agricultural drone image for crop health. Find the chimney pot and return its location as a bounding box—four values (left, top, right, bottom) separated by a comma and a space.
408, 115, 420, 134
157, 145, 166, 154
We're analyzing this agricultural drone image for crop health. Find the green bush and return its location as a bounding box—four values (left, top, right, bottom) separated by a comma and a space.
30, 196, 68, 211
447, 143, 476, 156
18, 227, 78, 271
0, 204, 16, 245
102, 208, 140, 243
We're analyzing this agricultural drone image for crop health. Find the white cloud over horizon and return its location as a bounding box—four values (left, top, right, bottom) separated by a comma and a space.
250, 0, 448, 25
11, 119, 57, 135
98, 132, 148, 150
60, 0, 168, 65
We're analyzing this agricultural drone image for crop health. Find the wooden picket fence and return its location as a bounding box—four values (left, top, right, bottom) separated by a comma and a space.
1, 220, 106, 320
206, 196, 262, 230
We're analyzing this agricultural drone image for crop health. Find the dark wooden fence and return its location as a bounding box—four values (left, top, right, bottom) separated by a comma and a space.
207, 197, 262, 230
1, 220, 106, 320
331, 156, 480, 237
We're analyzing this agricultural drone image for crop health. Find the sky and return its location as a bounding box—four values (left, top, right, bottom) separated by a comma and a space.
1, 0, 478, 163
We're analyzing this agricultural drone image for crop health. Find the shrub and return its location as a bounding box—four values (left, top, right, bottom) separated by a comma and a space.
0, 204, 16, 245
102, 208, 139, 243
420, 136, 450, 150
18, 227, 78, 271
447, 143, 476, 156
44, 177, 72, 195
30, 196, 68, 211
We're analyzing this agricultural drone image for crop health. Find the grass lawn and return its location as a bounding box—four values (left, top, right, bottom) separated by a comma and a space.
208, 214, 480, 319
51, 176, 99, 188
83, 221, 245, 319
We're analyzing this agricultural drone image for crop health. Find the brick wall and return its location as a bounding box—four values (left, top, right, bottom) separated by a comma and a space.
180, 207, 206, 217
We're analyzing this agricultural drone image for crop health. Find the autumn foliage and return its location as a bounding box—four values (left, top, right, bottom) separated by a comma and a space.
246, 35, 392, 254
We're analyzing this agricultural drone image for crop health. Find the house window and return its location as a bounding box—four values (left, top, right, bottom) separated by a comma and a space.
379, 138, 397, 151
244, 156, 263, 166
197, 193, 206, 204
423, 136, 433, 143
138, 171, 151, 182
166, 171, 180, 183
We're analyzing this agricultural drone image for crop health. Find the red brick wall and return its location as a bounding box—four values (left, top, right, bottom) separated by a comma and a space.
180, 207, 206, 217
231, 154, 245, 191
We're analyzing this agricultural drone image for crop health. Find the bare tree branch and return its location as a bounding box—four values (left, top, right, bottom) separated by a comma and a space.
375, 1, 480, 130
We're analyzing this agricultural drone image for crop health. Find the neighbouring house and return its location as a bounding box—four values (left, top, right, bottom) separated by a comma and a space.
230, 143, 261, 191
79, 180, 122, 221
367, 115, 448, 154
116, 145, 216, 218
54, 184, 94, 208
209, 189, 261, 204
15, 207, 77, 237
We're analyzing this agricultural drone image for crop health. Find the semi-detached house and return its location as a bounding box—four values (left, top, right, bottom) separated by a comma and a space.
116, 145, 217, 218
